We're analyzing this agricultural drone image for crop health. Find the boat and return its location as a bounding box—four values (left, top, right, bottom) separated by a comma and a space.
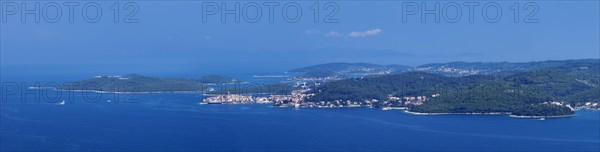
540, 118, 545, 120
59, 100, 66, 105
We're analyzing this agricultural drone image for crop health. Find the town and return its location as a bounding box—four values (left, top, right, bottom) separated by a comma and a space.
202, 88, 600, 111
202, 88, 440, 110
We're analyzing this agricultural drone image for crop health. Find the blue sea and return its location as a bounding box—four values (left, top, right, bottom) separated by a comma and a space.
1, 90, 599, 151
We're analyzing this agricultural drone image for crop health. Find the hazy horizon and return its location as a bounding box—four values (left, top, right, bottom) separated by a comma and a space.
1, 1, 599, 78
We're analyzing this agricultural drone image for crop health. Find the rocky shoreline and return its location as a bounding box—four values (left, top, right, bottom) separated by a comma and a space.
402, 110, 511, 116
402, 110, 577, 119
508, 114, 575, 119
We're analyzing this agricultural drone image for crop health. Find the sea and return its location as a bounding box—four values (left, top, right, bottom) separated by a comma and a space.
0, 75, 599, 151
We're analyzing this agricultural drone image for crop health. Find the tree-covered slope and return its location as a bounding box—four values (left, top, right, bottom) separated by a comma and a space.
290, 63, 412, 78
59, 74, 206, 92
307, 63, 599, 116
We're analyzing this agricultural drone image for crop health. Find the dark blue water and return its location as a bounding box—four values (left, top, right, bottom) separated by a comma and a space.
1, 91, 599, 151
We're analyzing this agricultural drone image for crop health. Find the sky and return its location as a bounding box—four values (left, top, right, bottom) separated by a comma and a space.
1, 1, 599, 80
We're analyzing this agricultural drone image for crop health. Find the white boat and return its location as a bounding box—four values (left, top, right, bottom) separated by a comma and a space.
59, 100, 66, 105
540, 118, 545, 120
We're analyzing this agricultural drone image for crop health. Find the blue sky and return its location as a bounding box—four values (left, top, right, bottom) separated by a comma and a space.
1, 1, 599, 79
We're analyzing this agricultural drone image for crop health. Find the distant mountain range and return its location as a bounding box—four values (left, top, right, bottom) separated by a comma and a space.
289, 63, 413, 78
61, 59, 599, 93
416, 59, 599, 76
292, 59, 599, 78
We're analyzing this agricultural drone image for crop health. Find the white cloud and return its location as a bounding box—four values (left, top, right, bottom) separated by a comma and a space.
325, 31, 343, 37
348, 29, 382, 37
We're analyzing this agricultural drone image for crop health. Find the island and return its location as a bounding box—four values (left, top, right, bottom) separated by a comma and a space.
278, 59, 599, 117
58, 74, 207, 93
55, 59, 600, 117
289, 62, 412, 79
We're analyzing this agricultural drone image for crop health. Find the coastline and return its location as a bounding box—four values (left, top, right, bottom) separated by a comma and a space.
30, 87, 595, 119
51, 88, 202, 94
402, 110, 511, 116
402, 110, 577, 118
508, 114, 575, 119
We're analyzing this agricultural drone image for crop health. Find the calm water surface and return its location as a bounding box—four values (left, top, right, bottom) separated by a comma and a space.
1, 91, 599, 151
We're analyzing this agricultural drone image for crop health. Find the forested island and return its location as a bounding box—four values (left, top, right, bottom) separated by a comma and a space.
56, 74, 289, 94
301, 59, 599, 117
57, 74, 205, 93
56, 59, 600, 117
